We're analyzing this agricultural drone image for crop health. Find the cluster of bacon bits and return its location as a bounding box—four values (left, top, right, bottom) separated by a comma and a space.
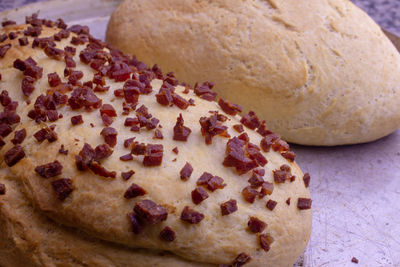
199, 111, 230, 144
122, 138, 164, 167
123, 104, 160, 132
155, 78, 190, 109
0, 90, 24, 166
223, 132, 267, 175
75, 143, 116, 178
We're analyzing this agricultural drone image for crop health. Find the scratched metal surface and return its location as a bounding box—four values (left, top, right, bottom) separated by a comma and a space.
1, 1, 400, 266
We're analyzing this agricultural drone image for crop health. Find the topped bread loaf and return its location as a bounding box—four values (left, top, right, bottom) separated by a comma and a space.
106, 0, 400, 146
0, 16, 311, 267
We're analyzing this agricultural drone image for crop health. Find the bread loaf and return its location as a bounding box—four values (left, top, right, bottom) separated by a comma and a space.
106, 0, 400, 146
0, 16, 311, 267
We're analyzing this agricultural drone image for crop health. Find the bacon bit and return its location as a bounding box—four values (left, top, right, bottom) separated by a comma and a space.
44, 46, 64, 60
160, 226, 176, 242
24, 26, 42, 37
64, 46, 76, 56
33, 127, 57, 143
220, 199, 238, 215
297, 198, 312, 210
35, 160, 63, 178
68, 24, 90, 34
272, 139, 290, 152
194, 82, 217, 101
155, 87, 173, 106
4, 145, 25, 167
0, 44, 11, 58
21, 76, 35, 96
259, 182, 274, 198
180, 206, 204, 224
248, 217, 266, 233
259, 233, 274, 252
351, 257, 359, 264
89, 162, 116, 178
122, 102, 137, 115
65, 55, 76, 67
143, 144, 163, 166
124, 183, 147, 199
0, 136, 5, 147
273, 169, 288, 183
164, 72, 178, 86
101, 114, 113, 126
71, 115, 83, 125
53, 29, 70, 41
172, 94, 190, 109
232, 253, 251, 266
0, 34, 7, 43
59, 144, 68, 155
134, 199, 168, 225
146, 117, 159, 130
13, 57, 43, 80
173, 114, 191, 141
199, 112, 229, 144
303, 173, 311, 188
233, 124, 244, 133
8, 32, 18, 40
109, 62, 132, 82
94, 144, 113, 161
75, 143, 95, 171
130, 142, 146, 155
48, 72, 61, 87
68, 70, 84, 85
153, 129, 163, 139
123, 137, 135, 148
100, 104, 117, 117
242, 186, 258, 203
68, 86, 102, 110
51, 178, 74, 200
223, 137, 258, 175
254, 167, 266, 176
0, 110, 20, 126
256, 121, 272, 137
123, 79, 141, 104
0, 123, 12, 137
100, 127, 117, 147
281, 151, 296, 162
191, 187, 209, 205
180, 162, 193, 181
196, 172, 226, 191
151, 64, 163, 79
189, 98, 195, 105
121, 170, 135, 180
71, 34, 88, 45
18, 37, 29, 46
0, 90, 11, 106
248, 172, 264, 188
55, 18, 67, 29
2, 20, 16, 27
286, 198, 291, 205
266, 200, 277, 211
0, 183, 5, 195
127, 211, 143, 234
218, 99, 242, 115
240, 111, 260, 130
172, 147, 179, 154
120, 154, 133, 161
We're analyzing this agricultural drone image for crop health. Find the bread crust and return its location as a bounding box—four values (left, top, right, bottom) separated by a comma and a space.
106, 0, 400, 145
0, 22, 311, 267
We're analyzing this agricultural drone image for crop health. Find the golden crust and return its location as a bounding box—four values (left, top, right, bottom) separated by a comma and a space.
0, 23, 311, 266
106, 0, 400, 146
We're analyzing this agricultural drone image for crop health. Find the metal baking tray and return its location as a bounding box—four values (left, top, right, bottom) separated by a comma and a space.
1, 1, 399, 266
